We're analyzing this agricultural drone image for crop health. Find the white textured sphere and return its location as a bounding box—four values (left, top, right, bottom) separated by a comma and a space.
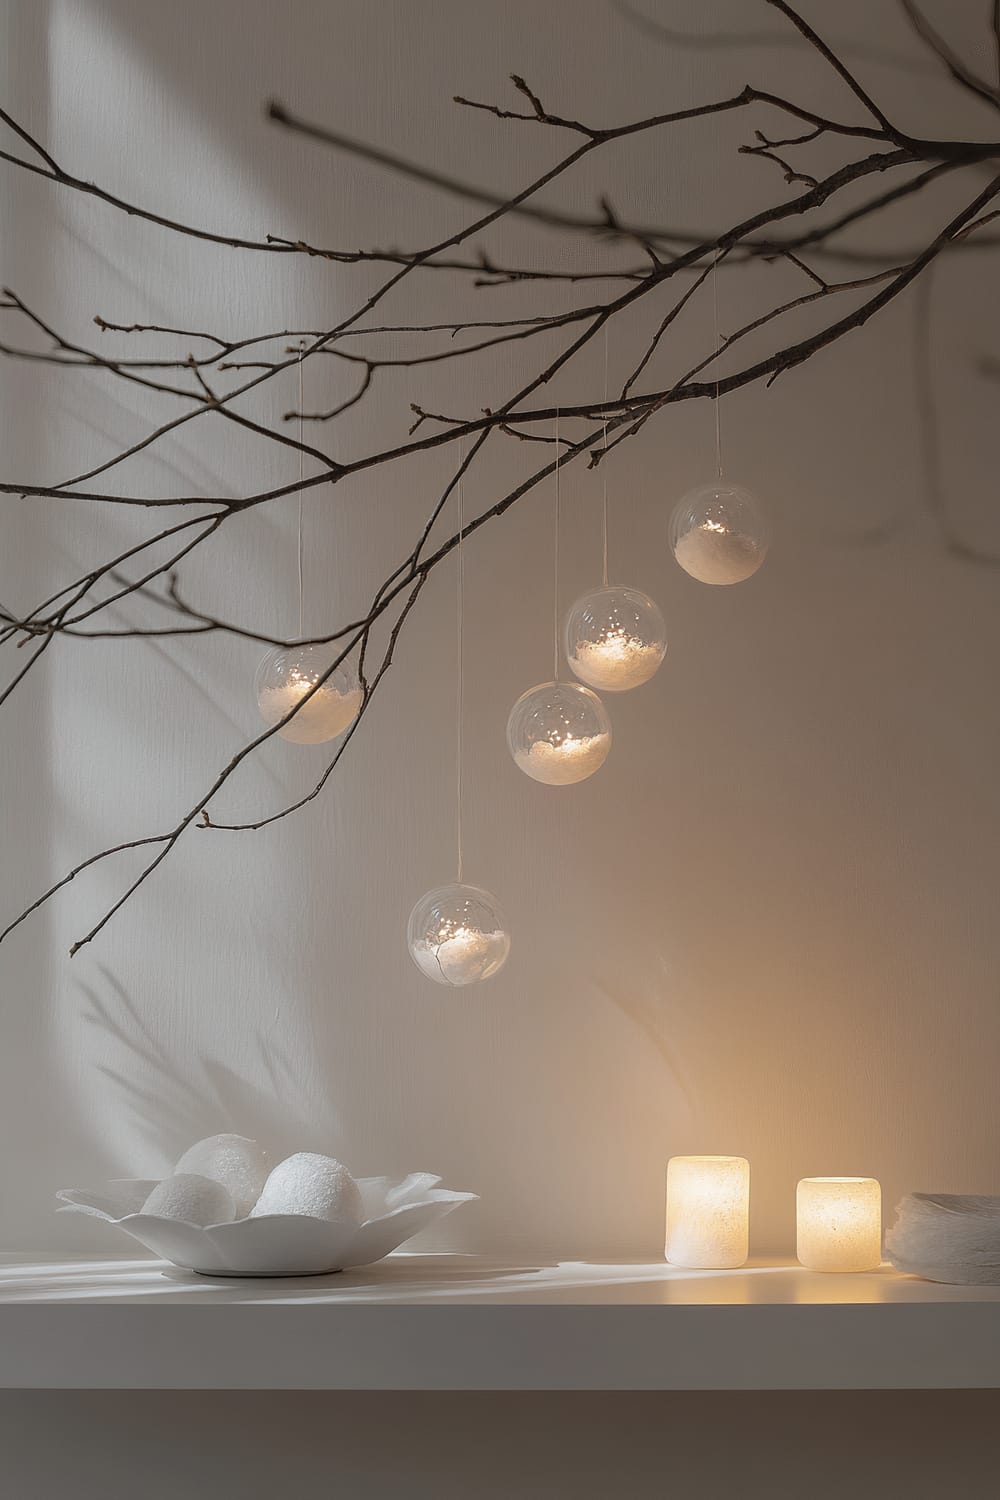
255, 644, 362, 745
251, 1152, 364, 1225
670, 482, 769, 585
142, 1173, 236, 1227
506, 680, 611, 785
408, 882, 511, 987
564, 585, 666, 692
174, 1134, 269, 1219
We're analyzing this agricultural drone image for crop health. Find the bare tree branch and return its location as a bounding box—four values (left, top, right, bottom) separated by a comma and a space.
1, 0, 999, 951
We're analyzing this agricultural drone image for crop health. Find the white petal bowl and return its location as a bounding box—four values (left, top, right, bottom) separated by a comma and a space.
57, 1173, 476, 1277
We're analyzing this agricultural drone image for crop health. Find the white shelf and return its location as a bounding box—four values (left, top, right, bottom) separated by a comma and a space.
1, 1253, 998, 1390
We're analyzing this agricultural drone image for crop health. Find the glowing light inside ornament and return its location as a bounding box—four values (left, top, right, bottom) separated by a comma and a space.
671, 482, 769, 585
565, 585, 666, 692
407, 883, 511, 987
506, 681, 611, 786
256, 646, 362, 745
517, 734, 610, 784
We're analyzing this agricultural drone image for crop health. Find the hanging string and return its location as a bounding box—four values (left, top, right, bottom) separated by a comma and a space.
456, 441, 465, 884
712, 247, 723, 482
601, 325, 610, 587
553, 409, 561, 682
297, 345, 305, 639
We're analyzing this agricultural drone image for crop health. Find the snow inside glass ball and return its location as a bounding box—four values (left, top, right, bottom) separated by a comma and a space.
255, 644, 362, 745
564, 585, 666, 692
506, 680, 612, 786
407, 882, 511, 987
670, 482, 769, 585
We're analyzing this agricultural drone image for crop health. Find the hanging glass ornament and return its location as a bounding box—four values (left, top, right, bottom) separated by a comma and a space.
407, 882, 511, 987
506, 680, 611, 786
255, 644, 362, 745
564, 585, 666, 692
670, 482, 769, 585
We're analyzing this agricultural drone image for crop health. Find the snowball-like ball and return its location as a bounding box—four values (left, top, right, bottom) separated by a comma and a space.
173, 1134, 269, 1219
142, 1173, 236, 1227
250, 1152, 364, 1225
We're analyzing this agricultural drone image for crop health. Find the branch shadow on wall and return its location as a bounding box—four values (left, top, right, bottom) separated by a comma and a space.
79, 964, 331, 1171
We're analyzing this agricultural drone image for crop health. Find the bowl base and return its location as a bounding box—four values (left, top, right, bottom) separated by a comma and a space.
179, 1265, 345, 1280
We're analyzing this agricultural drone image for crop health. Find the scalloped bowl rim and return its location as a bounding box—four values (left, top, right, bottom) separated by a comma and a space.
56, 1174, 478, 1277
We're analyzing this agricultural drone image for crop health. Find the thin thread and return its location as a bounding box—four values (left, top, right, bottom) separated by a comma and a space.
456, 442, 465, 884
553, 410, 561, 682
297, 347, 305, 638
713, 247, 723, 481
602, 324, 610, 587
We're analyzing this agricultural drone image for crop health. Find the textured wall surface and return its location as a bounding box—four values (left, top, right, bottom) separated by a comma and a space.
1, 0, 999, 1271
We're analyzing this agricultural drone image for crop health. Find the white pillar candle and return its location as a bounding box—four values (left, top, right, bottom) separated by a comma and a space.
796, 1177, 882, 1272
665, 1155, 750, 1269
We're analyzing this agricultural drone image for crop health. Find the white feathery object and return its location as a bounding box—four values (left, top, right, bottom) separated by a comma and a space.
886, 1193, 1000, 1284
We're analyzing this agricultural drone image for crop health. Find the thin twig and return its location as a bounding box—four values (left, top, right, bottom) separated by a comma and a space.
2, 1, 1000, 950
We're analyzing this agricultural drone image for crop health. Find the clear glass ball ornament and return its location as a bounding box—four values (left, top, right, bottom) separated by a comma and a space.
506, 680, 612, 786
407, 882, 511, 987
255, 644, 362, 745
564, 585, 667, 692
670, 482, 770, 585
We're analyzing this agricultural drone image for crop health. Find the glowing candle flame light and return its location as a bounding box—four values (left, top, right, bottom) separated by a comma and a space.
665, 1155, 750, 1269
797, 1177, 882, 1273
565, 585, 666, 692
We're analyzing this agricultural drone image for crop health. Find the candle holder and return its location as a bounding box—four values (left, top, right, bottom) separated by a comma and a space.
797, 1177, 882, 1272
665, 1155, 750, 1269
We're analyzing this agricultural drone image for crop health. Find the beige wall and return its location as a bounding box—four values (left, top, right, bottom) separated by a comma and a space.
1, 0, 999, 1266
